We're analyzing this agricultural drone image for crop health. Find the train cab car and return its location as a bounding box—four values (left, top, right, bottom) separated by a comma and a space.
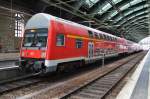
20, 14, 51, 73
19, 13, 140, 73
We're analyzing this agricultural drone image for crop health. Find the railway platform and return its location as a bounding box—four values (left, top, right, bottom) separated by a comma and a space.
0, 53, 19, 69
0, 53, 20, 81
0, 53, 19, 61
116, 50, 150, 99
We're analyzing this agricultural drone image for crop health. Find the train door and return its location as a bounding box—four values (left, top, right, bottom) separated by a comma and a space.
88, 42, 94, 58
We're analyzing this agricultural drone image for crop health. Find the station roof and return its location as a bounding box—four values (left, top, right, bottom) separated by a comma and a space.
1, 0, 149, 42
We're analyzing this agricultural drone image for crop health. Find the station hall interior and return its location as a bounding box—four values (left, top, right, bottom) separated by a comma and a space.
0, 0, 149, 52
0, 0, 150, 99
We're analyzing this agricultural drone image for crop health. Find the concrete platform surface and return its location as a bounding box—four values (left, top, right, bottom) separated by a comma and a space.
116, 50, 150, 99
0, 53, 19, 61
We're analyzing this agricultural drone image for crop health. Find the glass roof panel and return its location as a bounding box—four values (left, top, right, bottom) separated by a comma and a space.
134, 6, 144, 11
119, 14, 148, 25
124, 11, 132, 16
124, 6, 144, 16
144, 4, 149, 7
111, 11, 118, 17
102, 3, 112, 12
128, 12, 145, 20
130, 0, 143, 6
85, 0, 99, 8
120, 3, 130, 10
119, 20, 126, 25
98, 10, 103, 15
145, 10, 149, 13
116, 16, 122, 22
113, 0, 122, 4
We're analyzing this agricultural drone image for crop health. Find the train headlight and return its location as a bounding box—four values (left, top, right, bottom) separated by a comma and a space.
41, 52, 46, 58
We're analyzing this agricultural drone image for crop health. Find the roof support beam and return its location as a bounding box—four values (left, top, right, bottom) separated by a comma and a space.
124, 18, 148, 28
120, 16, 148, 27
96, 0, 133, 20
87, 0, 106, 16
42, 0, 109, 28
118, 12, 148, 26
115, 8, 148, 25
126, 23, 149, 31
62, 0, 86, 20
126, 24, 149, 34
112, 1, 147, 21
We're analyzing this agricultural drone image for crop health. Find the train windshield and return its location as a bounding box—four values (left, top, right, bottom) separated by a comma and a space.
23, 29, 48, 47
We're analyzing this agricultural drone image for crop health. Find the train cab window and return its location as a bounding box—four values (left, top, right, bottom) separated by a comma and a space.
76, 39, 83, 48
88, 31, 94, 38
56, 34, 65, 46
23, 28, 48, 47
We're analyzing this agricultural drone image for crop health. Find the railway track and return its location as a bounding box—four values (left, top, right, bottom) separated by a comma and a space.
13, 52, 145, 99
0, 59, 18, 69
60, 53, 145, 99
0, 73, 41, 94
0, 52, 145, 98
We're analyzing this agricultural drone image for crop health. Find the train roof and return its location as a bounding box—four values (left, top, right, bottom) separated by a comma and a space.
54, 14, 118, 38
25, 13, 52, 29
25, 13, 122, 40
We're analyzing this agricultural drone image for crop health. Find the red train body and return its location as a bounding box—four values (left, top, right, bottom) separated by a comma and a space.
19, 13, 141, 73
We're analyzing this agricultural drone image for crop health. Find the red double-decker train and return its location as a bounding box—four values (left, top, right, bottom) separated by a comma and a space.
19, 13, 141, 73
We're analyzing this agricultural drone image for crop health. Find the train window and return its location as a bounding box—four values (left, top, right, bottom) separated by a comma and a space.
88, 31, 93, 38
101, 34, 104, 39
111, 37, 113, 41
104, 35, 107, 40
103, 35, 106, 40
76, 39, 83, 48
107, 36, 110, 41
109, 36, 112, 41
108, 36, 110, 41
113, 37, 115, 41
106, 35, 108, 40
23, 29, 48, 47
99, 34, 102, 39
56, 34, 65, 46
94, 33, 99, 39
109, 36, 111, 41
